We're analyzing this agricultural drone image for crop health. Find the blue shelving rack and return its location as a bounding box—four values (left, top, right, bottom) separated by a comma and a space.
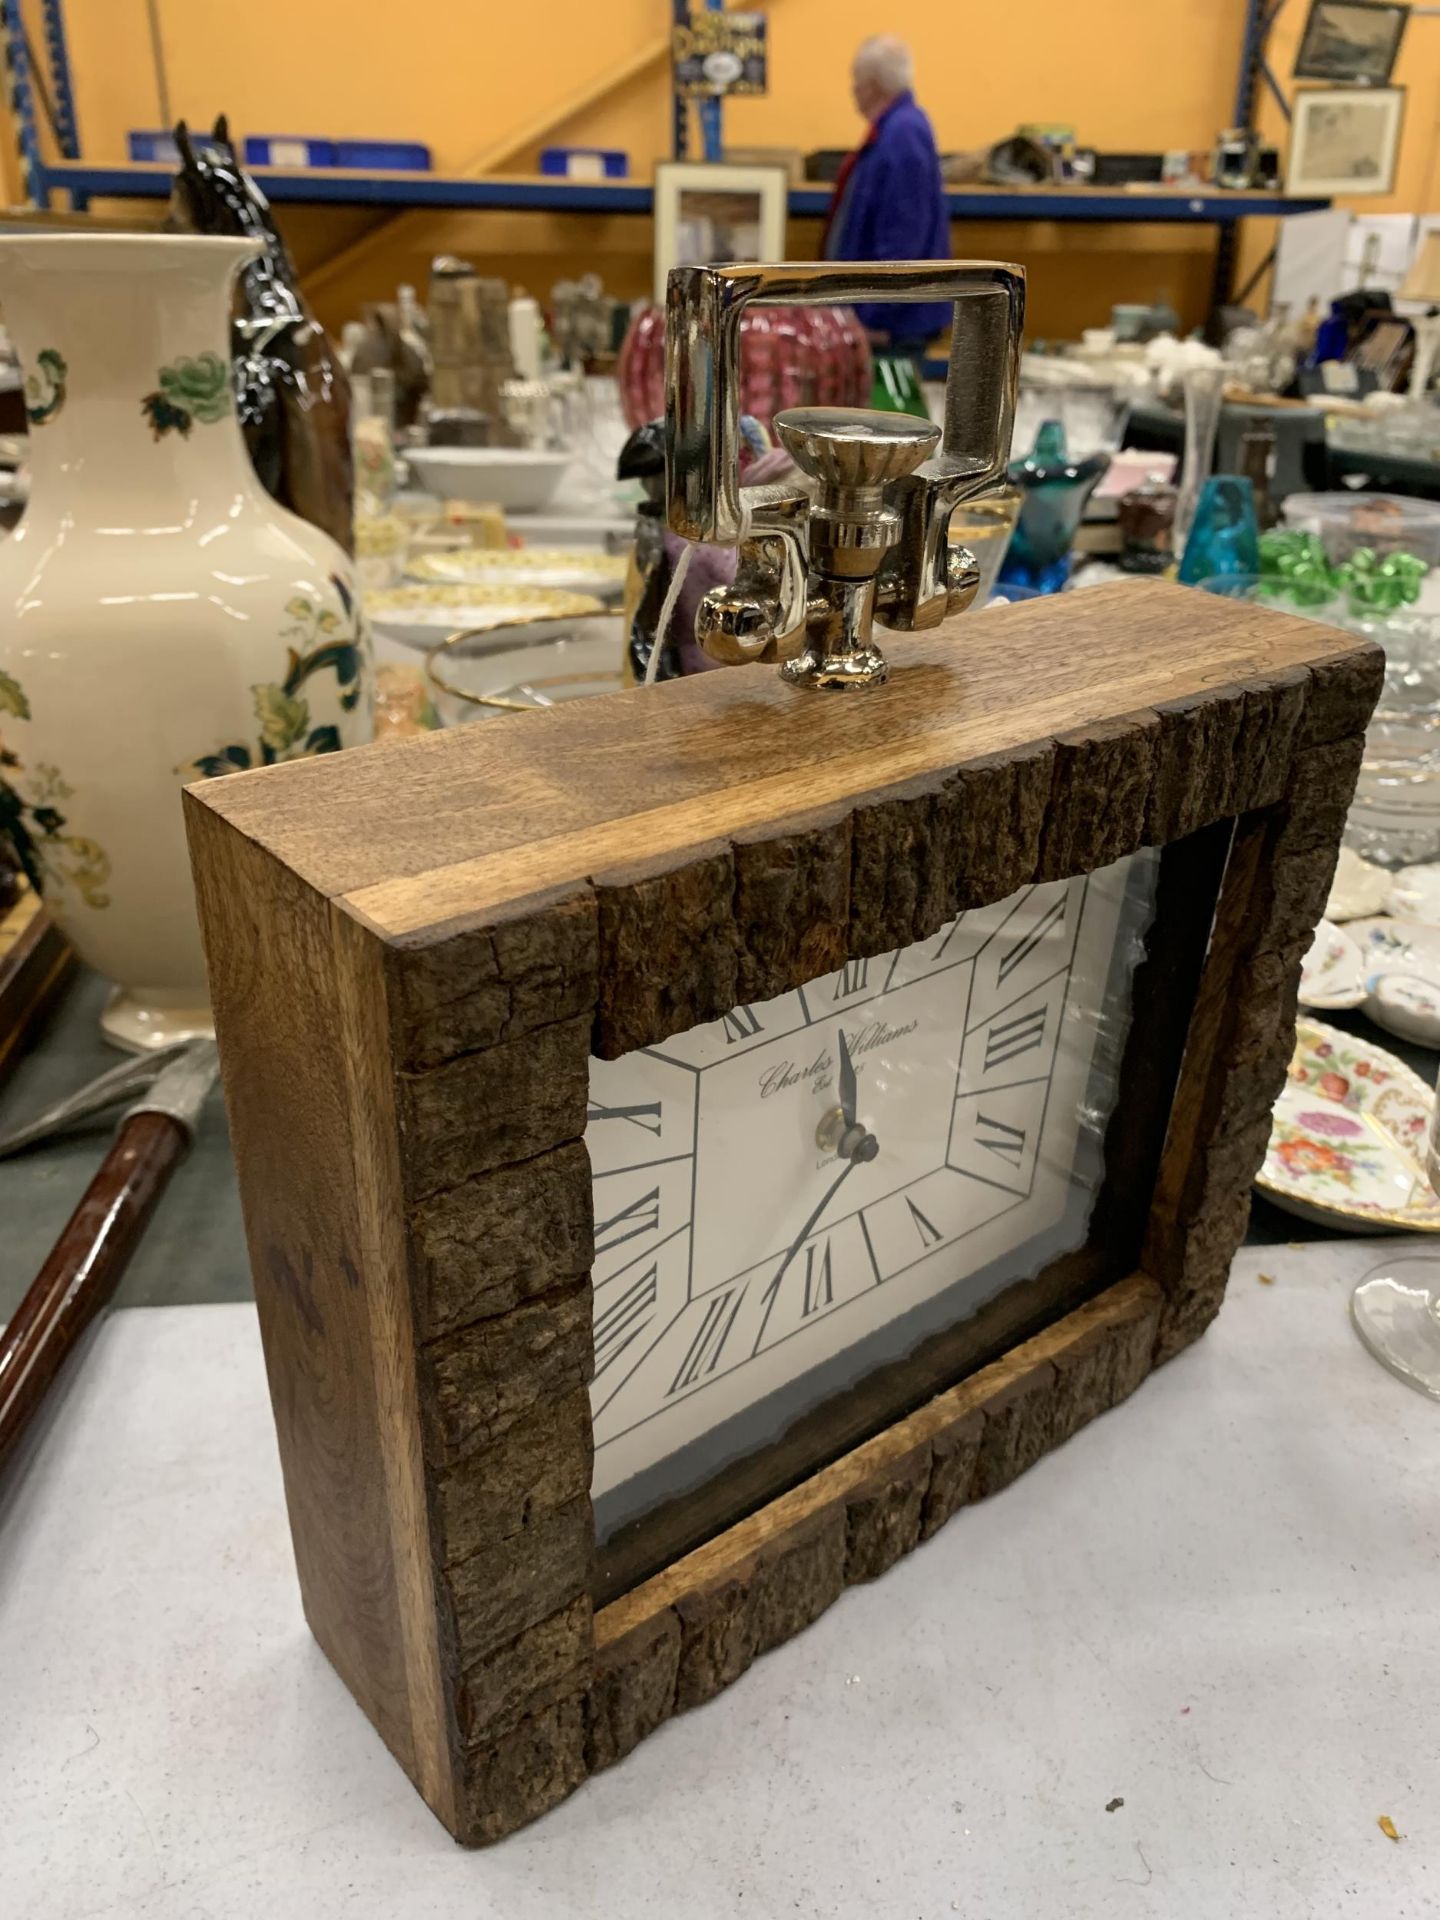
1, 0, 1328, 265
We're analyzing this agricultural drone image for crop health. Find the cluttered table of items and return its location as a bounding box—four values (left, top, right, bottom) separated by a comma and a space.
10, 435, 1440, 1304
8, 857, 1440, 1324
7, 330, 1440, 1298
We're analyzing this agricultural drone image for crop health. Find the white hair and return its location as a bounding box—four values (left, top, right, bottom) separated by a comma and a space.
854, 35, 914, 98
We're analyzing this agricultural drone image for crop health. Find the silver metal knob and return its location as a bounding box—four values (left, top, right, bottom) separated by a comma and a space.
772, 407, 941, 690
774, 406, 941, 492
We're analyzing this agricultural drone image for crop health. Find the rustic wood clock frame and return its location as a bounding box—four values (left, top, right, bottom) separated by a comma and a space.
185, 582, 1380, 1845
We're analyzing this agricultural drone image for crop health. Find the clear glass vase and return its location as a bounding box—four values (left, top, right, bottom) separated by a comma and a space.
1173, 365, 1226, 553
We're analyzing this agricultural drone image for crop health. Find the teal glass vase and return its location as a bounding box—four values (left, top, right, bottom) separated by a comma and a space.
1177, 475, 1261, 586
997, 420, 1109, 594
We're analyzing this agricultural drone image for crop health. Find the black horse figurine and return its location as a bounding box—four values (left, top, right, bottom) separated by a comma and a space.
167, 117, 354, 556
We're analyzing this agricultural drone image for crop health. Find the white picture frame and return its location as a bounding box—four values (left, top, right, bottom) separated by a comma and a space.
1286, 86, 1406, 197
652, 161, 788, 306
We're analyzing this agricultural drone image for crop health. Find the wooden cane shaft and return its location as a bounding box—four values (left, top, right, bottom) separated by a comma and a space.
0, 1110, 187, 1469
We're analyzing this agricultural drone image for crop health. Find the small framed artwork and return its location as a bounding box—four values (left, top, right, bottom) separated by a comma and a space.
1294, 2, 1409, 86
1286, 86, 1405, 196
652, 161, 788, 305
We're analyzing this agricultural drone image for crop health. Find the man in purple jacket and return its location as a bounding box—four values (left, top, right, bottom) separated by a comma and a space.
824, 36, 951, 361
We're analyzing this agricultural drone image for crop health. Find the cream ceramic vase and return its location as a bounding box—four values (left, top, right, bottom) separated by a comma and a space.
0, 234, 371, 1048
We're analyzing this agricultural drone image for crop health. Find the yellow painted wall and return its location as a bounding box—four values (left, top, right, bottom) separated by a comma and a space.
15, 0, 1440, 336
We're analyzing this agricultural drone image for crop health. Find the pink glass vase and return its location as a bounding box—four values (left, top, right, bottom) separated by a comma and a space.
617, 302, 873, 438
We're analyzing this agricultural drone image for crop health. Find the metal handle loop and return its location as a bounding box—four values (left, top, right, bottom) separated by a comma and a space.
664, 259, 1026, 545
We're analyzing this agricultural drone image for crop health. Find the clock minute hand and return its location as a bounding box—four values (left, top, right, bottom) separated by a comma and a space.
770, 1124, 880, 1296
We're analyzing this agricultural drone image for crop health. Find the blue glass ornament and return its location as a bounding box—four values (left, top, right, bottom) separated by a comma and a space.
998, 420, 1110, 595
1177, 475, 1261, 586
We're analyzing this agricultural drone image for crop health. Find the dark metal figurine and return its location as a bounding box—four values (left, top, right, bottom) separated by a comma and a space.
167, 116, 355, 555
617, 421, 681, 684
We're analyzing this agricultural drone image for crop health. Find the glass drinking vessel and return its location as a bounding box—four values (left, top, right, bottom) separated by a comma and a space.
1173, 364, 1226, 553
1351, 1090, 1440, 1397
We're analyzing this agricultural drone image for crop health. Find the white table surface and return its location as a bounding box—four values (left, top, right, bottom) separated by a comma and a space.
3, 1241, 1437, 1919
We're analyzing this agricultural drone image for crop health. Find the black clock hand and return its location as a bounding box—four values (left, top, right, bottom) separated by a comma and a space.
767, 1124, 879, 1302
837, 1025, 858, 1129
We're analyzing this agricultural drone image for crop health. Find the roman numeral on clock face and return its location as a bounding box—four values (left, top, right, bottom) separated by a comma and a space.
950, 1075, 1049, 1196
594, 1186, 660, 1256
974, 1111, 1026, 1166
931, 917, 965, 963
751, 1219, 877, 1357
587, 1099, 662, 1136
754, 1236, 834, 1354
832, 958, 869, 1000
670, 1287, 745, 1394
984, 1006, 1047, 1071
593, 1264, 657, 1379
906, 1197, 943, 1247
997, 892, 1067, 985
721, 1005, 763, 1044
802, 1239, 834, 1315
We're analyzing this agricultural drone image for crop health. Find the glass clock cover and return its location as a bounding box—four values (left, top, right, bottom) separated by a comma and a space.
586, 851, 1157, 1540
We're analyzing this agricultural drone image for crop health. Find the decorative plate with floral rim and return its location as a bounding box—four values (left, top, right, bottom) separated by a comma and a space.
1258, 1019, 1440, 1233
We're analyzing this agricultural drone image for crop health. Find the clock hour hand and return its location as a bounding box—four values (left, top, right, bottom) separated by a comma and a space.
818, 1027, 873, 1161
837, 1025, 858, 1129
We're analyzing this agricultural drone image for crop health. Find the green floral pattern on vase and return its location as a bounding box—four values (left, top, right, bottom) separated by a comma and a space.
141, 351, 233, 440
24, 348, 67, 426
0, 667, 113, 908
183, 574, 365, 778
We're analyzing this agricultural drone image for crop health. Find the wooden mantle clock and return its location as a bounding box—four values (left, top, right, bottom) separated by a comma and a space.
185, 266, 1381, 1844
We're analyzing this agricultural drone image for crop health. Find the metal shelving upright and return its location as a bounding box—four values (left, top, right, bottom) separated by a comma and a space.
0, 0, 1328, 263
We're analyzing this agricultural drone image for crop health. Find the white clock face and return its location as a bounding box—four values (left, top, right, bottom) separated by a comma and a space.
586, 851, 1156, 1534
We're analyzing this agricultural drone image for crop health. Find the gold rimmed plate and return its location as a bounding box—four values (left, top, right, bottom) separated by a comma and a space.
406, 546, 628, 600
367, 582, 606, 652
425, 610, 626, 722
1258, 1018, 1440, 1233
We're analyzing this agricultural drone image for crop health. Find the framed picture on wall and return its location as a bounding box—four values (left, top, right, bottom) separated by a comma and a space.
653, 162, 788, 306
1294, 2, 1409, 86
1285, 86, 1405, 196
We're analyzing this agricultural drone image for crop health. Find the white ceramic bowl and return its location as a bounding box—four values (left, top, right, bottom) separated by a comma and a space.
406, 446, 571, 512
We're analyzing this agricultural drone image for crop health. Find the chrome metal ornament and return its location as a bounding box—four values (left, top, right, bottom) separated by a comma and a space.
663, 259, 1026, 689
